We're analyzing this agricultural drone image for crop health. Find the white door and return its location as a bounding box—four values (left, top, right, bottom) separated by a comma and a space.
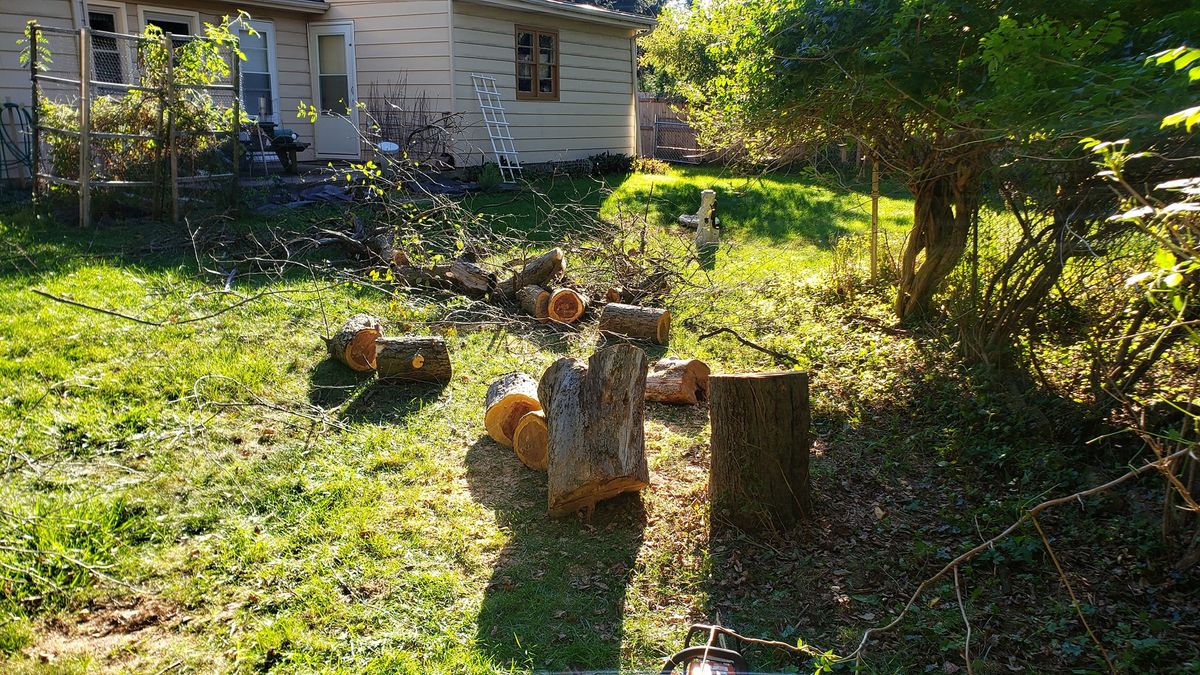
308, 22, 359, 159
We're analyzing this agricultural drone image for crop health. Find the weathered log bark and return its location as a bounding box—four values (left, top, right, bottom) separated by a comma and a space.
496, 248, 566, 299
513, 410, 548, 471
646, 357, 710, 405
547, 288, 588, 324
375, 336, 452, 383
324, 314, 383, 372
447, 259, 496, 297
484, 372, 541, 447
517, 284, 551, 321
538, 344, 649, 518
599, 303, 671, 345
709, 371, 812, 533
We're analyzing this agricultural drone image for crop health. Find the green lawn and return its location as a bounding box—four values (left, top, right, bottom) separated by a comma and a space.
0, 170, 1192, 674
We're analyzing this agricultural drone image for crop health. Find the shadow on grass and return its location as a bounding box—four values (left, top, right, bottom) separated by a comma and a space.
307, 358, 376, 408
338, 379, 448, 424
465, 437, 646, 671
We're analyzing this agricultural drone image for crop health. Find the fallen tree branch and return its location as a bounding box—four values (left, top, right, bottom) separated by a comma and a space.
698, 326, 801, 366
846, 446, 1194, 664
32, 286, 338, 328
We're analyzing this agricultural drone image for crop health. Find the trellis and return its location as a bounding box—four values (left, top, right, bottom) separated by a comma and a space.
28, 22, 241, 225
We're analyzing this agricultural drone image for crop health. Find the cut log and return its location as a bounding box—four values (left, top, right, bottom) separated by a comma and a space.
709, 371, 812, 533
513, 410, 548, 471
484, 372, 541, 447
646, 357, 710, 405
496, 248, 566, 299
324, 314, 383, 372
547, 288, 588, 324
605, 286, 630, 304
447, 259, 495, 297
538, 344, 649, 517
599, 303, 671, 345
375, 336, 452, 383
517, 284, 551, 321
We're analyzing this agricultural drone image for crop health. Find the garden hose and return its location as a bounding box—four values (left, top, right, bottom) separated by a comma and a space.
0, 102, 34, 180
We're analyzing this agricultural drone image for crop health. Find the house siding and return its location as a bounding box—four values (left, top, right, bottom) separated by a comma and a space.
451, 1, 638, 165
2, 0, 317, 160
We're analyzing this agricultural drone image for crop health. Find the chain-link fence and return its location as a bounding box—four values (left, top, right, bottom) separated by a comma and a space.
29, 22, 241, 225
653, 117, 704, 164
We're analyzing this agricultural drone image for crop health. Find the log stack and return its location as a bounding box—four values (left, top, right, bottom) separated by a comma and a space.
495, 248, 566, 299
538, 345, 649, 517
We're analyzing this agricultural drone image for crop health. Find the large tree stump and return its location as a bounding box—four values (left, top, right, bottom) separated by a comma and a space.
538, 345, 649, 518
646, 357, 710, 405
599, 303, 671, 345
324, 314, 383, 372
513, 410, 548, 471
375, 336, 452, 383
517, 284, 551, 321
496, 248, 566, 299
709, 371, 812, 533
484, 372, 541, 447
547, 288, 587, 324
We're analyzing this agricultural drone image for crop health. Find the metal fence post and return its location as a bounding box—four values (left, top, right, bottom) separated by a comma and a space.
871, 156, 879, 281
29, 22, 39, 202
79, 26, 92, 227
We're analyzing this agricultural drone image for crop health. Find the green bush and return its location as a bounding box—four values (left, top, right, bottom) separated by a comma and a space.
588, 151, 633, 176
476, 162, 503, 191
632, 155, 671, 175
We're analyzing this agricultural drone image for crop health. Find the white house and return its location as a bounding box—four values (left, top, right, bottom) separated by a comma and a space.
0, 0, 654, 167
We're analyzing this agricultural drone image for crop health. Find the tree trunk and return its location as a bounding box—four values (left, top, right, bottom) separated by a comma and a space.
517, 284, 551, 321
599, 303, 671, 345
548, 288, 588, 324
538, 345, 649, 518
709, 371, 812, 533
895, 159, 980, 321
496, 248, 566, 299
646, 357, 710, 405
513, 410, 548, 471
375, 336, 452, 383
324, 314, 383, 372
484, 372, 541, 447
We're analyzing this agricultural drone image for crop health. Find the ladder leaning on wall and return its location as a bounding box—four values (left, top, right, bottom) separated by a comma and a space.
470, 73, 522, 183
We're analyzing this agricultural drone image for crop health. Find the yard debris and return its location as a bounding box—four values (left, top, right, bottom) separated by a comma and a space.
484, 372, 542, 447
538, 345, 650, 518
599, 303, 671, 345
323, 314, 383, 372
375, 336, 452, 383
494, 248, 566, 300
513, 410, 549, 471
547, 288, 588, 324
646, 357, 710, 405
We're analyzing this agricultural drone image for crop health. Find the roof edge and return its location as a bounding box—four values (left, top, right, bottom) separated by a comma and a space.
237, 0, 328, 15
459, 0, 656, 30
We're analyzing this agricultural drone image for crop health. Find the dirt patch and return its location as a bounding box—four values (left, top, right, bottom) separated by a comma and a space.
25, 596, 188, 672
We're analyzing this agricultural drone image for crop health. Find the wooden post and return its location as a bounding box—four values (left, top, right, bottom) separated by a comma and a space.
165, 33, 178, 224
871, 157, 879, 281
29, 22, 39, 201
709, 371, 812, 534
230, 47, 240, 208
78, 27, 91, 227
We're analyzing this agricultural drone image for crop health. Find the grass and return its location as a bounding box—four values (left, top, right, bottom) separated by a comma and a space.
0, 168, 1196, 673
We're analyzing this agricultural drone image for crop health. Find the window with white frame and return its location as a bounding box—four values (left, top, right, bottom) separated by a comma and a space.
85, 2, 126, 84
139, 7, 198, 50
236, 21, 279, 122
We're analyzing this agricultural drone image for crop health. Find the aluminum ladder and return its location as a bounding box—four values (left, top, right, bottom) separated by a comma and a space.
471, 73, 522, 183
